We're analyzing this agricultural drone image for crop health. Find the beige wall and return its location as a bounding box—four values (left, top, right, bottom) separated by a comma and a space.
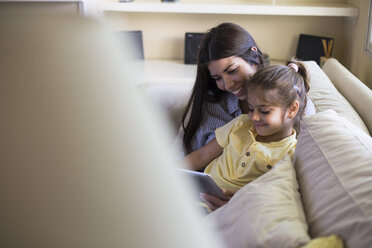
345, 0, 372, 89
101, 0, 372, 89
103, 12, 346, 62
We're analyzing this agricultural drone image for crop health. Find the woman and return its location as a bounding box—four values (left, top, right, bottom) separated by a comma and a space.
180, 22, 265, 155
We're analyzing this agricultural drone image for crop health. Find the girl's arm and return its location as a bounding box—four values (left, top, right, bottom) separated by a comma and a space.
183, 138, 223, 171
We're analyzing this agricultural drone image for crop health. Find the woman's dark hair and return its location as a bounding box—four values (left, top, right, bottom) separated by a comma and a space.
246, 61, 310, 134
181, 22, 264, 153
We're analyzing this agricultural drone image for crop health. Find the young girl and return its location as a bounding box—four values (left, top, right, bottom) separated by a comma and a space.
184, 62, 310, 208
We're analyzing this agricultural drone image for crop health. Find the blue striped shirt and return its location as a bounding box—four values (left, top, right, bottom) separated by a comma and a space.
190, 93, 241, 152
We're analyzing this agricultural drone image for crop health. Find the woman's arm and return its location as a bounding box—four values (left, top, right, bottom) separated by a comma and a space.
183, 138, 223, 171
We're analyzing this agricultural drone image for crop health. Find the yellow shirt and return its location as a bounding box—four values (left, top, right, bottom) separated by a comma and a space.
204, 114, 297, 192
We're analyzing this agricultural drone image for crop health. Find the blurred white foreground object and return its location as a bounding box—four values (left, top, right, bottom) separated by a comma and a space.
0, 14, 222, 248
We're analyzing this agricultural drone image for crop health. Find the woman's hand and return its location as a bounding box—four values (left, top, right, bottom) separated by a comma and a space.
200, 189, 235, 211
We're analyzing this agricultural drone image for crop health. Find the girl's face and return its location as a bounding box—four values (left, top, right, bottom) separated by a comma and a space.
247, 89, 294, 142
208, 56, 257, 101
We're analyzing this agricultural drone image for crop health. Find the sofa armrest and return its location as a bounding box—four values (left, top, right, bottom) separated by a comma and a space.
322, 58, 372, 135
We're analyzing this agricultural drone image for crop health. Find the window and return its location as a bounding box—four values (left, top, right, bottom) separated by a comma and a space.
367, 0, 372, 57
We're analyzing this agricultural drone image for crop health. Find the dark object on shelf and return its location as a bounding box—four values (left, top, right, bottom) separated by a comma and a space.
296, 34, 334, 65
161, 0, 178, 2
184, 32, 205, 64
116, 30, 144, 60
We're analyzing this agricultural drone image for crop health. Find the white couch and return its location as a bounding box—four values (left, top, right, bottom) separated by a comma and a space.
141, 58, 372, 248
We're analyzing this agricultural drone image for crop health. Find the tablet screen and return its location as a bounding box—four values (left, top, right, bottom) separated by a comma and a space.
175, 168, 228, 200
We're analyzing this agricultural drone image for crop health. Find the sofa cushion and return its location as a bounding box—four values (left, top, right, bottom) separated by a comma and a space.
204, 154, 310, 248
303, 61, 369, 135
294, 110, 372, 247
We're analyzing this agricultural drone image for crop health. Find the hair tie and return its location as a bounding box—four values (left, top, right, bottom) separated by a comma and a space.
288, 63, 298, 72
293, 85, 300, 95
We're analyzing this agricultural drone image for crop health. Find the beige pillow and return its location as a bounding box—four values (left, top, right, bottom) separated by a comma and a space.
203, 155, 310, 248
302, 61, 369, 135
294, 110, 372, 247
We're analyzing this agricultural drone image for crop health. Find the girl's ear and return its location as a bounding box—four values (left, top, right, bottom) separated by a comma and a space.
287, 100, 300, 119
250, 46, 258, 52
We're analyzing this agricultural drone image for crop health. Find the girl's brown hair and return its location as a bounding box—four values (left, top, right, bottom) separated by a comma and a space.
246, 61, 310, 134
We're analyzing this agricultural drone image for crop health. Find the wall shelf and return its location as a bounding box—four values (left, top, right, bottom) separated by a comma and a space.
98, 0, 358, 17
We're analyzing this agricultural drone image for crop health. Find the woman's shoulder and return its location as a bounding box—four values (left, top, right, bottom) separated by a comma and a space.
226, 93, 241, 115
204, 92, 241, 116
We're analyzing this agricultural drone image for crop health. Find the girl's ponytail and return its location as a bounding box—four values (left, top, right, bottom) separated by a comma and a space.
286, 61, 310, 135
295, 62, 310, 93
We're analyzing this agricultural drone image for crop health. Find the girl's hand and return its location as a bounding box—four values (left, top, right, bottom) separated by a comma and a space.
200, 188, 234, 211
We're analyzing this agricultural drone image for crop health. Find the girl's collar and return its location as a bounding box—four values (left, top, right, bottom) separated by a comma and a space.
250, 128, 297, 145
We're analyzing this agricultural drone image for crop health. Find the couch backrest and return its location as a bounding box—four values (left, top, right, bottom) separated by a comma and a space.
139, 82, 192, 136
304, 61, 370, 135
323, 58, 372, 135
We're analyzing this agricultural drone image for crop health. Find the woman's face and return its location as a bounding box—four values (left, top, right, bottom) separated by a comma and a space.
208, 56, 257, 101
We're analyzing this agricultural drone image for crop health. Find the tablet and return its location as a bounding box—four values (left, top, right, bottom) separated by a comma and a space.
176, 168, 228, 200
